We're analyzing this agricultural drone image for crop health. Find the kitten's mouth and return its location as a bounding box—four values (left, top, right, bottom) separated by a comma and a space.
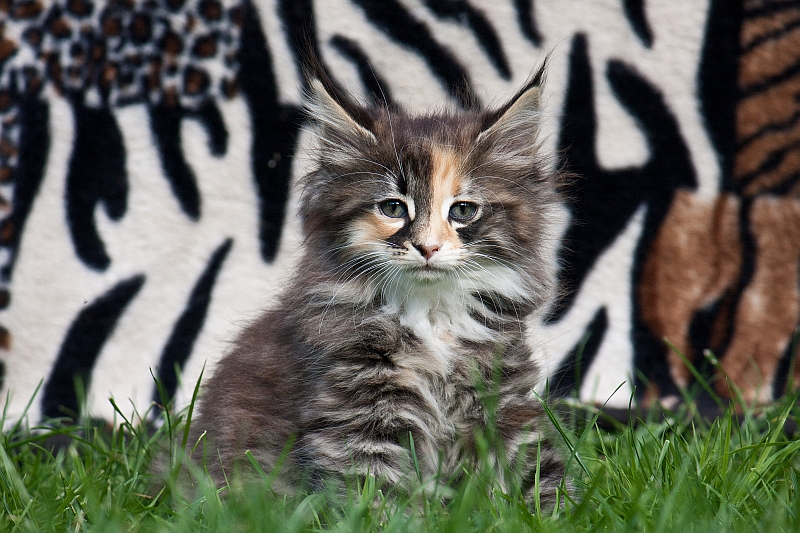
410, 263, 449, 281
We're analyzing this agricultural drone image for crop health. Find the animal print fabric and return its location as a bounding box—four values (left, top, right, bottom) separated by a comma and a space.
0, 0, 796, 424
639, 0, 800, 406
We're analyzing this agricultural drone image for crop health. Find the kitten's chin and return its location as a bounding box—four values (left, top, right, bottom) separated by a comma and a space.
408, 264, 451, 283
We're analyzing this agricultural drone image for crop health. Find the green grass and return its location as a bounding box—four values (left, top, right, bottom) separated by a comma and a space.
1, 389, 799, 532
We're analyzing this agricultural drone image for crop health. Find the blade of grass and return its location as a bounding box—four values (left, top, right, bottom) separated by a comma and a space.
533, 390, 592, 481
0, 441, 31, 501
5, 380, 43, 445
182, 363, 205, 450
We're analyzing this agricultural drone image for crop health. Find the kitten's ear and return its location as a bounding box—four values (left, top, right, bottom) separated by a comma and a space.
304, 57, 376, 144
477, 64, 546, 152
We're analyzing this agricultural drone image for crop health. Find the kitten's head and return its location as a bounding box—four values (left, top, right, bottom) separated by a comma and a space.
300, 62, 560, 312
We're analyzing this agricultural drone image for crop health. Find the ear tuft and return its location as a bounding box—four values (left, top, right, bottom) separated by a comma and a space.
477, 64, 546, 154
305, 75, 376, 144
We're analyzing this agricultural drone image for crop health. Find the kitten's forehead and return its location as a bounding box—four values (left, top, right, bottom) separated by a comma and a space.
373, 115, 476, 206
382, 143, 467, 218
428, 147, 464, 204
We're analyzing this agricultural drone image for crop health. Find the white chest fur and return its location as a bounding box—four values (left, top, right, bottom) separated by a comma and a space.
389, 290, 497, 379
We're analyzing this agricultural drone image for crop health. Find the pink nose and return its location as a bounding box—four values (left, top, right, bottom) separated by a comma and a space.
415, 244, 440, 261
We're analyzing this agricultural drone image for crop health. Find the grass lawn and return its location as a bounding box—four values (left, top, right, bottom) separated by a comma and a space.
1, 385, 798, 532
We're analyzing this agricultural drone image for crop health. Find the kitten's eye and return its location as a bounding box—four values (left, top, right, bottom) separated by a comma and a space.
379, 200, 408, 218
449, 202, 478, 221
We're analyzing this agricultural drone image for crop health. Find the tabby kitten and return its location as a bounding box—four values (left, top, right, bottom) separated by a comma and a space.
189, 61, 565, 504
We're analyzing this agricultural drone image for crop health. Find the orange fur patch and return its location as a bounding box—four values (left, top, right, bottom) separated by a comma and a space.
426, 147, 465, 249
351, 212, 405, 245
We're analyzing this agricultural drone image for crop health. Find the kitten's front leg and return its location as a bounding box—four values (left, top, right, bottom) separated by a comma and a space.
468, 341, 565, 508
495, 399, 565, 508
298, 320, 438, 488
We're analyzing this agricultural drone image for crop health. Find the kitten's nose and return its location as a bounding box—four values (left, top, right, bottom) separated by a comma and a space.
414, 244, 440, 261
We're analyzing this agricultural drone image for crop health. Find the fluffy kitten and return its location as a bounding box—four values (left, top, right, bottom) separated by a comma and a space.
189, 61, 565, 504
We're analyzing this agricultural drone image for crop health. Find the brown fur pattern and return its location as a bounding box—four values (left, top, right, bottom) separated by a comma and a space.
640, 190, 742, 389
638, 0, 800, 405
189, 62, 565, 503
718, 196, 800, 403
724, 0, 800, 402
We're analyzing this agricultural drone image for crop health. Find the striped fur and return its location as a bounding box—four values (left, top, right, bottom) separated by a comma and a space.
190, 63, 564, 504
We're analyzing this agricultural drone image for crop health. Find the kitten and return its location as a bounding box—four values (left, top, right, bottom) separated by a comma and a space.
188, 60, 565, 504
